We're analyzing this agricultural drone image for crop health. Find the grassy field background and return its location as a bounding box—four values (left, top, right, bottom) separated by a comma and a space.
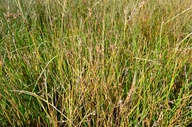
0, 0, 192, 126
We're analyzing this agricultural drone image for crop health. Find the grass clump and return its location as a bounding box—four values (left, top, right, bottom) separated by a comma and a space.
0, 0, 192, 126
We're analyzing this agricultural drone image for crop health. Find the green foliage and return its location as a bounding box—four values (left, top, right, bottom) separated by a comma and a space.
0, 0, 192, 126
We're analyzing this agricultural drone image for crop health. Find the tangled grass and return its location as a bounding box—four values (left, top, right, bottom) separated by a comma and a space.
0, 0, 192, 126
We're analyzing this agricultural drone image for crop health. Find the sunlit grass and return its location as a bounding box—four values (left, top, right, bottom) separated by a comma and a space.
0, 0, 192, 126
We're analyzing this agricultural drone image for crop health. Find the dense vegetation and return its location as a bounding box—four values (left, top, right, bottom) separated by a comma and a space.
0, 0, 192, 126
